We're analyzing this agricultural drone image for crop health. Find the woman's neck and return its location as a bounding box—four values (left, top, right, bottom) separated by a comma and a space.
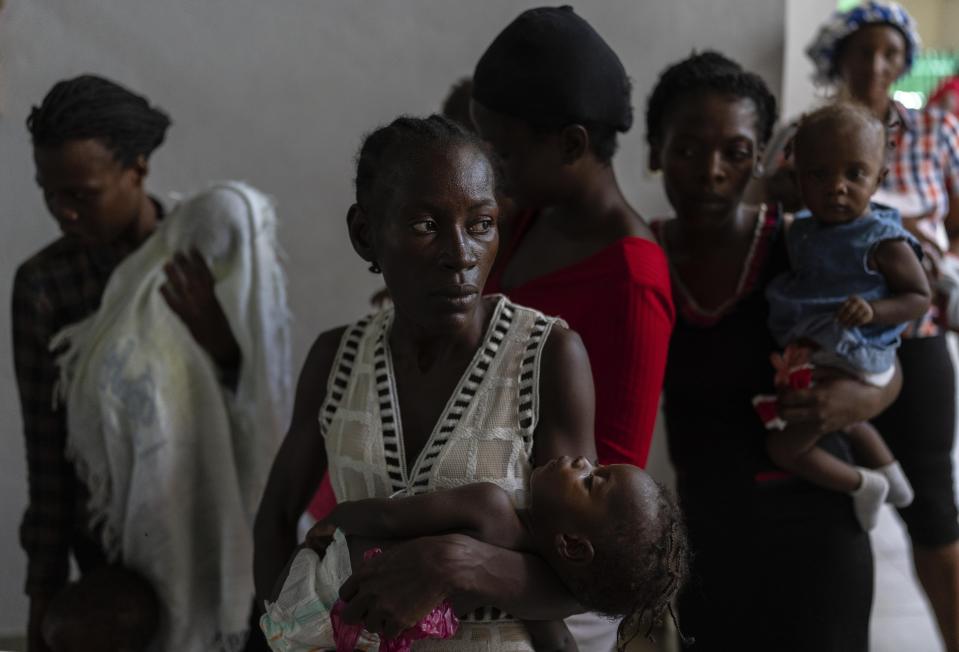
849, 90, 894, 124
117, 193, 159, 249
670, 203, 756, 255
544, 165, 630, 235
388, 298, 492, 372
869, 97, 894, 123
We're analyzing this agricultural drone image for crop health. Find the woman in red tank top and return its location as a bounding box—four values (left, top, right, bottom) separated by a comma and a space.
471, 6, 673, 471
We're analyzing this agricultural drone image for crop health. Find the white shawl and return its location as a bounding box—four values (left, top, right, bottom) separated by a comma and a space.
51, 181, 292, 652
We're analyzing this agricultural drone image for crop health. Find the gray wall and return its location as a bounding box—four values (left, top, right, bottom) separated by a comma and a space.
0, 0, 784, 634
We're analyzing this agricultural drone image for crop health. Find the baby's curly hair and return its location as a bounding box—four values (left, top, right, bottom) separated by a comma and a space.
792, 101, 888, 167
564, 480, 691, 650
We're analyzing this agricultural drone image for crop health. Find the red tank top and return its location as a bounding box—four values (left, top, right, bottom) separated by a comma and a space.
486, 210, 674, 468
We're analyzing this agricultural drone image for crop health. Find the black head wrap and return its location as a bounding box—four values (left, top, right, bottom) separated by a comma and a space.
473, 5, 632, 132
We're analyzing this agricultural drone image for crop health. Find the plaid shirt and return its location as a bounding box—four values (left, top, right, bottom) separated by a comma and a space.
13, 233, 143, 597
884, 102, 959, 336
885, 101, 959, 237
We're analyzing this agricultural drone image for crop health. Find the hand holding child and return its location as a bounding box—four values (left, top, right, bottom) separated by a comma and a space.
836, 295, 874, 327
305, 519, 338, 553
161, 248, 241, 379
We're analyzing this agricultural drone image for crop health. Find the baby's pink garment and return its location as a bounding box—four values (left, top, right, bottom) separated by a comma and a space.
330, 548, 460, 652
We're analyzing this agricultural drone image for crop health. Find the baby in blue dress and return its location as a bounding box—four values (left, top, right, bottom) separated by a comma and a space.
757, 102, 931, 531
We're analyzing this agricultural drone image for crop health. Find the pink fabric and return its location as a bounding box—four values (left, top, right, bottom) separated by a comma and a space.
330, 548, 460, 651
307, 472, 336, 521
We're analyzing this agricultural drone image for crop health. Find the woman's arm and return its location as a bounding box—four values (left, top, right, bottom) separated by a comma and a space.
777, 359, 902, 435
13, 269, 73, 652
252, 327, 343, 603
337, 534, 583, 639
323, 483, 528, 550
941, 112, 959, 256
335, 326, 596, 638
946, 194, 959, 257
161, 249, 241, 388
532, 325, 598, 461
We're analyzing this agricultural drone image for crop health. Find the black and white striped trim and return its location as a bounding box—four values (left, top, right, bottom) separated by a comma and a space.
462, 605, 513, 623
318, 316, 371, 435
373, 321, 408, 496
517, 315, 552, 451
407, 301, 516, 493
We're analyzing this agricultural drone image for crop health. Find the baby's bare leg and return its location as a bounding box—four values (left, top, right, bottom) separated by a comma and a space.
843, 421, 895, 468
766, 424, 862, 492
766, 424, 890, 530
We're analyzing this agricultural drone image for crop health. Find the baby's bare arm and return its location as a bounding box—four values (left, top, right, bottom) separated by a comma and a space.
325, 483, 529, 550
869, 239, 932, 324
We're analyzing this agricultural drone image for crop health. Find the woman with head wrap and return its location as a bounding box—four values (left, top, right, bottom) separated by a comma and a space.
807, 4, 959, 649
470, 3, 673, 498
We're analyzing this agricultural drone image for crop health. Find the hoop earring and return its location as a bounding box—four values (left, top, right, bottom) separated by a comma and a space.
368, 262, 381, 274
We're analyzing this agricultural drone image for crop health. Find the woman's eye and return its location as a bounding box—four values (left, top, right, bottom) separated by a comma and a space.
410, 220, 437, 234
469, 218, 494, 235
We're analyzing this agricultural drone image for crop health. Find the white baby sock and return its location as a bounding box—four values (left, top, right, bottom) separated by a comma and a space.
851, 468, 889, 531
878, 461, 914, 507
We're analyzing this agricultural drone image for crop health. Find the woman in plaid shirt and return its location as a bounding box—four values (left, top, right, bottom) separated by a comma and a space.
14, 75, 243, 652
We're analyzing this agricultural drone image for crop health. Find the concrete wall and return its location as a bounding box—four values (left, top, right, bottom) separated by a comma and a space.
901, 0, 959, 50
0, 0, 784, 634
781, 0, 838, 122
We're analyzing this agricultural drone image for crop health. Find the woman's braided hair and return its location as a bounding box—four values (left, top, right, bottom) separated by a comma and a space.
645, 50, 778, 149
27, 74, 171, 166
354, 114, 496, 214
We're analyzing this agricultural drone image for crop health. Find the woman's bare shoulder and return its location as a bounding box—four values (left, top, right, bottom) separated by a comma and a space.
606, 204, 656, 243
293, 326, 350, 412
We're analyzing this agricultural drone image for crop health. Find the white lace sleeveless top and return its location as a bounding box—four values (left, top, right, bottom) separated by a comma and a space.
261, 298, 567, 648
322, 295, 561, 508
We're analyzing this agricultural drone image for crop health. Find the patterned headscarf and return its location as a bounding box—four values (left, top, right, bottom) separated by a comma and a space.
806, 1, 921, 85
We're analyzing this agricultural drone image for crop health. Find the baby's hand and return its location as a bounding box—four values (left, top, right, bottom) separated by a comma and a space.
836, 295, 875, 327
304, 519, 337, 553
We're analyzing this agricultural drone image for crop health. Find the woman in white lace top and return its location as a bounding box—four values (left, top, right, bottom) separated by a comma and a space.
253, 115, 600, 651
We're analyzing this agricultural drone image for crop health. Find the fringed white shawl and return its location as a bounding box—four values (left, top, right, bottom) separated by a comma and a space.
51, 181, 292, 652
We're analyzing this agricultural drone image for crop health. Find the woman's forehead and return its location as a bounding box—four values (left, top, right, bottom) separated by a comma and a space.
34, 139, 120, 182
845, 23, 907, 50
665, 93, 759, 138
390, 145, 496, 207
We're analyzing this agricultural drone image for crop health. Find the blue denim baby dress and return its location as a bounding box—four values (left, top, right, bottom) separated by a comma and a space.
766, 204, 921, 375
